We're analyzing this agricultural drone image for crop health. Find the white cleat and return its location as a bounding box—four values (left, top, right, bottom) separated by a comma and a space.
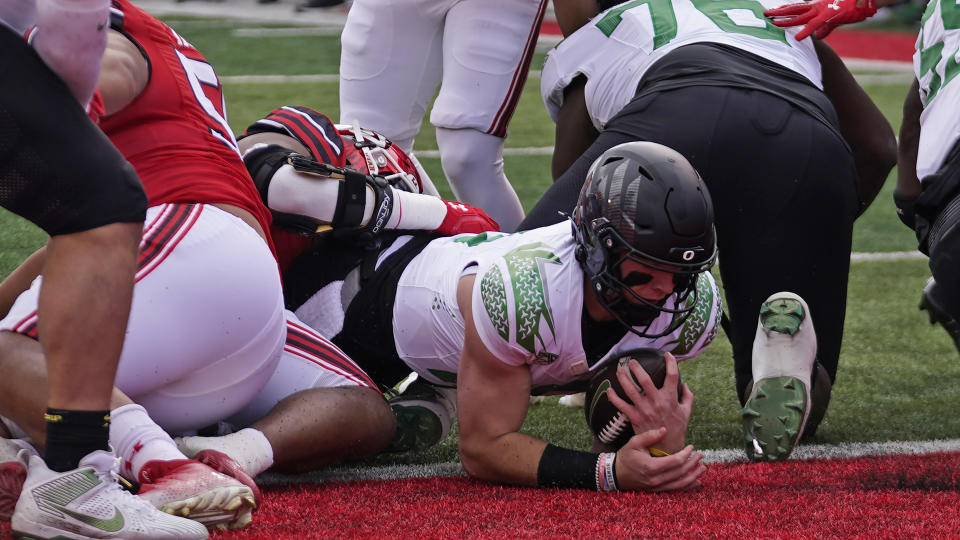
0, 439, 37, 521
137, 459, 256, 531
11, 450, 208, 539
741, 292, 816, 462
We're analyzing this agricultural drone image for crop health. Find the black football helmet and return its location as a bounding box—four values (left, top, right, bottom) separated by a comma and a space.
573, 141, 717, 337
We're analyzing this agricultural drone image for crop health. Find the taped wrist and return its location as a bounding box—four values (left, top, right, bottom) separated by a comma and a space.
536, 444, 597, 490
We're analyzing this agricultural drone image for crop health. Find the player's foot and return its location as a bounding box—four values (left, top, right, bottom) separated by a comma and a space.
558, 392, 586, 408
383, 372, 456, 453
742, 292, 816, 462
137, 459, 256, 531
919, 277, 960, 354
192, 449, 261, 507
11, 450, 208, 539
0, 439, 37, 521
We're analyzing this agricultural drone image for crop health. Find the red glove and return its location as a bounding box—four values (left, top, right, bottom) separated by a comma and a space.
764, 0, 877, 40
435, 200, 500, 236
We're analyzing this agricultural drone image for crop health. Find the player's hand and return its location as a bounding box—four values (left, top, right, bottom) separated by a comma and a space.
613, 427, 706, 492
764, 0, 877, 40
435, 200, 500, 236
606, 352, 693, 454
893, 190, 919, 231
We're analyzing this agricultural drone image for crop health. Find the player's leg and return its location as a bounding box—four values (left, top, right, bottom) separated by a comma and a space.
338, 0, 445, 153
431, 0, 548, 231
700, 88, 857, 454
112, 204, 286, 435
177, 311, 395, 476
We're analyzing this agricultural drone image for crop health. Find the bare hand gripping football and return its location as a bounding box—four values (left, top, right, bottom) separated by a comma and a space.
585, 348, 684, 449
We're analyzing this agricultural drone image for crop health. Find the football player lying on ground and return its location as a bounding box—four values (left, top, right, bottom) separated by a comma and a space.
0, 0, 287, 531
174, 105, 504, 476
523, 0, 897, 462
766, 0, 960, 354
182, 140, 722, 493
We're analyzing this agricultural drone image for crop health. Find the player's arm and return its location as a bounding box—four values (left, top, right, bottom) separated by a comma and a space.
456, 275, 545, 486
814, 39, 897, 215
97, 30, 149, 115
894, 78, 923, 229
553, 0, 601, 36
553, 76, 600, 180
456, 275, 705, 492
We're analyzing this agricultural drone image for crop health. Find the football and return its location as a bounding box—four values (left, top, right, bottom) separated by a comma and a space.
584, 348, 682, 449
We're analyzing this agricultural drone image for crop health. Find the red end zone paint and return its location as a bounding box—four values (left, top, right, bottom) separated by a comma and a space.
134, 451, 960, 539
539, 20, 916, 63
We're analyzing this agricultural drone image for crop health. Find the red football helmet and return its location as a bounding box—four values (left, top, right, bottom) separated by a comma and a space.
336, 122, 424, 194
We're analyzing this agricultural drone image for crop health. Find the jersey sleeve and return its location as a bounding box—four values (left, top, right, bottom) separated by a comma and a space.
471, 260, 537, 367
666, 271, 723, 361
470, 246, 566, 368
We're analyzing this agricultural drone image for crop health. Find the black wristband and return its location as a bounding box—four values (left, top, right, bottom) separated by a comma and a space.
536, 444, 597, 489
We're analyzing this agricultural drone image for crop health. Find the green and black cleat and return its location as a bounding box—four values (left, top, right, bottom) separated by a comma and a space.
742, 292, 816, 462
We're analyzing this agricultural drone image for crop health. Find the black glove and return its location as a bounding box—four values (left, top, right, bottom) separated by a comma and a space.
893, 191, 918, 231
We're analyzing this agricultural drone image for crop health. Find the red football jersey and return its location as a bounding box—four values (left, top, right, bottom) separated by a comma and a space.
99, 0, 273, 250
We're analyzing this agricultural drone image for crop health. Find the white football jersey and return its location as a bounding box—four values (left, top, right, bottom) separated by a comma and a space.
914, 0, 960, 179
541, 0, 821, 130
392, 222, 722, 393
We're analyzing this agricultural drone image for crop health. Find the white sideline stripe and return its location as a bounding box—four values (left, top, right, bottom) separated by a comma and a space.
256, 438, 960, 486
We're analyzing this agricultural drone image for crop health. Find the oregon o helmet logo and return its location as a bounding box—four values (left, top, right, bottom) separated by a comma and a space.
682, 250, 695, 261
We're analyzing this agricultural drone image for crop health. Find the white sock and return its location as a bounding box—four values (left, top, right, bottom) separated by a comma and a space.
109, 404, 187, 481
177, 428, 274, 477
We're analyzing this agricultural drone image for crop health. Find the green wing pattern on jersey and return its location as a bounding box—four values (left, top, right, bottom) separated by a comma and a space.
671, 273, 720, 356
504, 243, 561, 354
480, 265, 510, 341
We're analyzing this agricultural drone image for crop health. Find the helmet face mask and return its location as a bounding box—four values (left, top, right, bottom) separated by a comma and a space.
573, 142, 717, 338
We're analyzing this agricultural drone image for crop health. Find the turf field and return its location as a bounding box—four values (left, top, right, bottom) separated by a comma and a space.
2, 17, 956, 470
